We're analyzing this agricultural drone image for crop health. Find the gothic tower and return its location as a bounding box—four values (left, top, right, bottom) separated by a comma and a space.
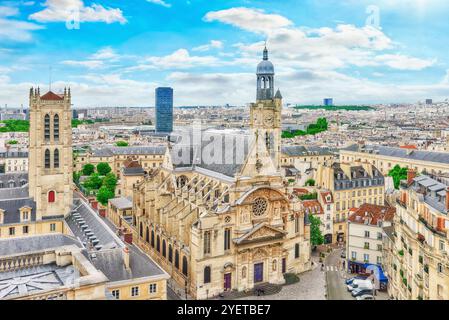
250, 46, 283, 170
29, 88, 73, 220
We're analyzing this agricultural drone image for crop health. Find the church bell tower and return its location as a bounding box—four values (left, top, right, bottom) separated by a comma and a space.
250, 46, 283, 170
29, 88, 73, 220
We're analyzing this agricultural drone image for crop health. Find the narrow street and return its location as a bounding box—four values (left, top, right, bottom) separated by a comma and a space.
325, 248, 352, 300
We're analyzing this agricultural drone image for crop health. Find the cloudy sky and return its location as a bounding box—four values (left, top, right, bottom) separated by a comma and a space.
1, 0, 449, 107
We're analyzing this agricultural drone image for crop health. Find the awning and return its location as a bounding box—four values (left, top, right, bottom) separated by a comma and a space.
363, 263, 388, 283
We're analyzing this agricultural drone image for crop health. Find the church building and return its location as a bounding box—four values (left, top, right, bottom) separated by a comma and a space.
126, 48, 312, 299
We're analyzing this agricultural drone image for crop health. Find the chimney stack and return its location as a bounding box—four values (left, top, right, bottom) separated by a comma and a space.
407, 169, 416, 185
446, 188, 449, 212
123, 246, 130, 270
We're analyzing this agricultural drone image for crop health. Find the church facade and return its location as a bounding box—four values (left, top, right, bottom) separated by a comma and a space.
128, 48, 311, 299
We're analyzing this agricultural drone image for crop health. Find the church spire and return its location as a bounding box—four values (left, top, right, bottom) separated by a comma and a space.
263, 45, 268, 60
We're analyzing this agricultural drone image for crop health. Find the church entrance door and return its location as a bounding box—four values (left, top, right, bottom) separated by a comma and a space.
254, 263, 264, 283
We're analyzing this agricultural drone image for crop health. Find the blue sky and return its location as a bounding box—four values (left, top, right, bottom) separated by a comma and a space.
0, 0, 449, 107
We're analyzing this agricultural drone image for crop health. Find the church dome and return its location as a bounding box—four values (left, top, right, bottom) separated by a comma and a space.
256, 46, 274, 75
257, 60, 274, 74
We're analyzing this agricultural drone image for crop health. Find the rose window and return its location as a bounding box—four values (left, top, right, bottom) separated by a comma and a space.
252, 198, 268, 216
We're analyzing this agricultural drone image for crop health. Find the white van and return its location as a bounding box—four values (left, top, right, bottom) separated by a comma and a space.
347, 279, 373, 292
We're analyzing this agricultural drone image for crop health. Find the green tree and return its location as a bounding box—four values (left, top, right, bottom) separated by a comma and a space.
309, 215, 324, 246
299, 192, 318, 200
73, 171, 81, 184
305, 179, 316, 186
96, 162, 112, 176
83, 173, 103, 190
96, 186, 115, 206
115, 141, 129, 147
0, 120, 30, 132
388, 165, 408, 189
7, 140, 18, 144
82, 163, 95, 176
103, 172, 118, 193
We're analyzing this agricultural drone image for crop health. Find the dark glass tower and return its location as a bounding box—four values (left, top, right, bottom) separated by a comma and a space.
155, 87, 173, 133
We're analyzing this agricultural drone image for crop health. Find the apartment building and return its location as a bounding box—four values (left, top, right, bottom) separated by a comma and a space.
384, 171, 449, 300
347, 203, 395, 275
315, 162, 385, 243
341, 144, 449, 175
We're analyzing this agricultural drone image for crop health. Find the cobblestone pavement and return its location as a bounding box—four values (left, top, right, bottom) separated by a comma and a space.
236, 257, 326, 300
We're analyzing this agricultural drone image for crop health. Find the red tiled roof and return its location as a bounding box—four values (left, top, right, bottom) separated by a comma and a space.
348, 203, 395, 226
302, 200, 323, 215
320, 191, 333, 204
399, 145, 417, 150
292, 188, 309, 196
40, 91, 64, 101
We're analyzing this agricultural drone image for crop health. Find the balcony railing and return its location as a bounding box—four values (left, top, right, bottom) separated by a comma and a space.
0, 253, 44, 272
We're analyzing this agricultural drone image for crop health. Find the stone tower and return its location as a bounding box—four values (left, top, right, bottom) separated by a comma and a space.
250, 47, 283, 170
28, 87, 73, 220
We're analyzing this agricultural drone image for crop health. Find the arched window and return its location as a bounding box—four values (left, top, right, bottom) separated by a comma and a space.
204, 266, 211, 284
162, 240, 166, 257
54, 149, 59, 168
44, 149, 51, 169
48, 191, 55, 203
53, 114, 59, 141
272, 259, 277, 271
182, 256, 188, 276
145, 226, 149, 242
168, 245, 173, 263
44, 114, 50, 140
156, 235, 160, 252
151, 230, 155, 248
8, 181, 15, 188
139, 222, 143, 237
175, 250, 179, 269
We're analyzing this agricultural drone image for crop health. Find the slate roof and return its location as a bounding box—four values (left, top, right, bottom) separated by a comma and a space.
343, 144, 449, 165
0, 234, 82, 256
0, 184, 29, 200
171, 130, 251, 178
281, 145, 335, 157
91, 146, 166, 157
66, 199, 122, 249
89, 245, 166, 282
0, 197, 36, 225
109, 197, 132, 210
0, 173, 28, 189
0, 151, 28, 159
122, 167, 145, 176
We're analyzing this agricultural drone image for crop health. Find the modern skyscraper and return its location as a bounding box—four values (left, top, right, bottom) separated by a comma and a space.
155, 87, 173, 133
323, 98, 333, 106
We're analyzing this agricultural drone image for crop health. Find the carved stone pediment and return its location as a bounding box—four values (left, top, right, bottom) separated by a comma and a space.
234, 223, 286, 245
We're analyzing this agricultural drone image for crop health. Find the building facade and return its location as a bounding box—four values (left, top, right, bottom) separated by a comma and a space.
384, 172, 449, 300
315, 162, 385, 243
115, 48, 311, 300
347, 203, 395, 274
155, 87, 174, 134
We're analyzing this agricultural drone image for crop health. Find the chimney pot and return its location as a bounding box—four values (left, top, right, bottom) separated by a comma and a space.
407, 169, 416, 185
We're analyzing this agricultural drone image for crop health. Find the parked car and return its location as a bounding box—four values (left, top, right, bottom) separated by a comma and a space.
352, 288, 374, 297
347, 279, 373, 292
345, 276, 367, 285
356, 294, 375, 300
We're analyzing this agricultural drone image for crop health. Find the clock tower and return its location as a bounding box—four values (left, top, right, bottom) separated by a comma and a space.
250, 46, 283, 170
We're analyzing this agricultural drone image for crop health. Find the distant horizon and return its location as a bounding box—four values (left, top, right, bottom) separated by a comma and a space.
0, 1, 448, 107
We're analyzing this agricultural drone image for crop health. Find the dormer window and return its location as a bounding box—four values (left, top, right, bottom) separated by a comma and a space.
20, 207, 31, 222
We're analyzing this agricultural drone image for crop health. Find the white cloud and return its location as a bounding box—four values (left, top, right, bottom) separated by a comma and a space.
90, 47, 119, 60
0, 5, 43, 42
125, 49, 221, 71
61, 60, 104, 69
374, 54, 436, 70
203, 7, 434, 72
204, 7, 293, 33
29, 0, 127, 24
146, 0, 171, 8
193, 40, 224, 52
